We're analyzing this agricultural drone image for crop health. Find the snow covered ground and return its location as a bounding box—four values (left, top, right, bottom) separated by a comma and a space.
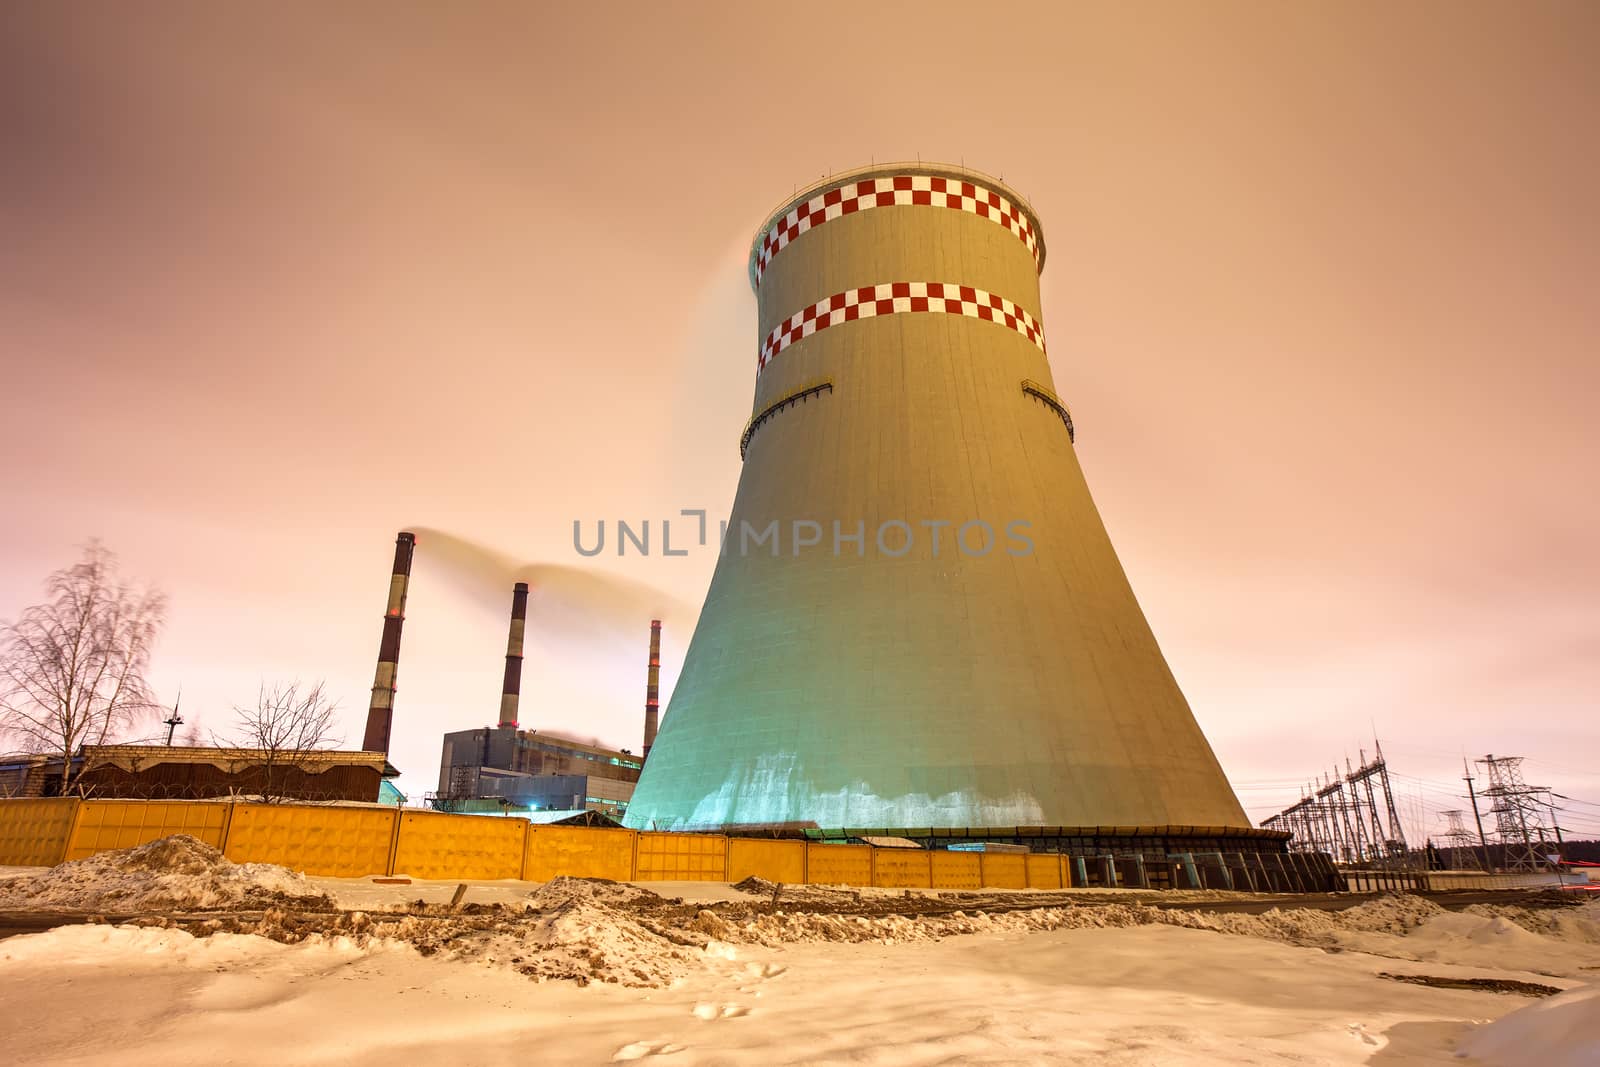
0, 840, 1596, 1065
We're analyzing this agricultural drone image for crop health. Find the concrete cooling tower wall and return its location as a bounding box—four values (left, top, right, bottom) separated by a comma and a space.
626, 164, 1258, 845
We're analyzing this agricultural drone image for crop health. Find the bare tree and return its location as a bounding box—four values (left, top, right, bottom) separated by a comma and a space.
0, 542, 167, 793
224, 681, 342, 802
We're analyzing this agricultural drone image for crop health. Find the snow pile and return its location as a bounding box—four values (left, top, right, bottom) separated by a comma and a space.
466, 891, 1165, 985
1458, 984, 1600, 1067
0, 835, 330, 912
0, 920, 387, 969
471, 905, 705, 987
1143, 896, 1600, 978
472, 877, 706, 986
206, 878, 717, 988
688, 902, 1155, 947
729, 876, 894, 905
527, 876, 666, 911
1151, 894, 1445, 947
10, 854, 1598, 992
1464, 898, 1600, 943
683, 895, 1472, 952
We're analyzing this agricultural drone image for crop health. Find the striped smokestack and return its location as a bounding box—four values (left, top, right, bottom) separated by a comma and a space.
361, 531, 416, 754
643, 619, 661, 757
499, 582, 529, 730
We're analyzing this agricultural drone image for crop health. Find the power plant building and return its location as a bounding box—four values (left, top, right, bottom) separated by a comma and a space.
625, 164, 1276, 857
434, 727, 641, 818
425, 581, 647, 818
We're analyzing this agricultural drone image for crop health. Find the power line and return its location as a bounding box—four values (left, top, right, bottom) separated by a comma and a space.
1522, 757, 1600, 780
1551, 792, 1600, 811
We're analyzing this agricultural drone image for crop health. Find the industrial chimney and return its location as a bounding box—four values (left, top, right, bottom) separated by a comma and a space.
625, 165, 1254, 847
499, 582, 529, 730
643, 619, 662, 757
362, 530, 416, 754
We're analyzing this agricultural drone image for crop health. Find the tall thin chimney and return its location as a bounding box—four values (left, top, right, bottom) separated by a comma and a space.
362, 531, 416, 753
643, 619, 662, 757
499, 582, 529, 730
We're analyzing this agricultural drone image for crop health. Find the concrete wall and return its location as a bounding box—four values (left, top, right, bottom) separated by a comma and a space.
0, 798, 1165, 889
0, 799, 1358, 892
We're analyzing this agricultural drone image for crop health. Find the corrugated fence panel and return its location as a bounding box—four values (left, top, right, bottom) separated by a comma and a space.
635, 832, 727, 881
931, 850, 982, 890
805, 842, 872, 887
392, 812, 526, 880
727, 838, 806, 884
872, 848, 933, 888
66, 800, 230, 861
523, 826, 636, 882
224, 804, 397, 877
980, 852, 1027, 889
1025, 853, 1062, 889
0, 798, 79, 867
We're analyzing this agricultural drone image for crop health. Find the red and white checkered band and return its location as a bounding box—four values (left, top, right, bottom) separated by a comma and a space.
758, 282, 1045, 373
754, 175, 1041, 286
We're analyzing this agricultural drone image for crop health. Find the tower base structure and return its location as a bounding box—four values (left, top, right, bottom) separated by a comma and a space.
732, 824, 1326, 892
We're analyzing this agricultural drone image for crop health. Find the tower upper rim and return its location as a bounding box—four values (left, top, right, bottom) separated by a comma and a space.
748, 162, 1048, 291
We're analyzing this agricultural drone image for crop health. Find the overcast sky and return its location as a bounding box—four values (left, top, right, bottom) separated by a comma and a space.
2, 2, 1596, 838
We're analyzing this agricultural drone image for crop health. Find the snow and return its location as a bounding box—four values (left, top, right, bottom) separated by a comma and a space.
3, 839, 1600, 1064
6, 912, 1593, 1065
1458, 984, 1600, 1067
0, 835, 329, 912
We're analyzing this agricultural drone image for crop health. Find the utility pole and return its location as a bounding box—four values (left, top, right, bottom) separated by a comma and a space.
1463, 757, 1491, 870
163, 689, 184, 747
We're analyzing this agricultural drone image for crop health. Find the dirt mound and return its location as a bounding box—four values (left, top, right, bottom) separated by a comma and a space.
1377, 972, 1561, 997
526, 877, 664, 911
729, 875, 874, 905
0, 835, 331, 913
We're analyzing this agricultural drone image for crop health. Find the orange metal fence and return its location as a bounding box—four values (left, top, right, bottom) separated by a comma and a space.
0, 798, 1113, 890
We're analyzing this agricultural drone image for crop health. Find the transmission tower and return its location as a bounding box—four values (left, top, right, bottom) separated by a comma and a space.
1315, 773, 1352, 861
1477, 754, 1556, 871
1264, 737, 1411, 865
1437, 810, 1484, 870
1349, 740, 1408, 861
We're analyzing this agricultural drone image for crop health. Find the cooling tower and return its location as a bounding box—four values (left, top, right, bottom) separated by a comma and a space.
625, 165, 1255, 846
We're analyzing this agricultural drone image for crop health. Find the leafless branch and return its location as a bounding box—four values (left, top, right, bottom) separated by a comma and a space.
0, 541, 166, 793
221, 680, 343, 802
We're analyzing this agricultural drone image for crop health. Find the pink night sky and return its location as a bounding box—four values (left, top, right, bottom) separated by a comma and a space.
2, 3, 1597, 837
